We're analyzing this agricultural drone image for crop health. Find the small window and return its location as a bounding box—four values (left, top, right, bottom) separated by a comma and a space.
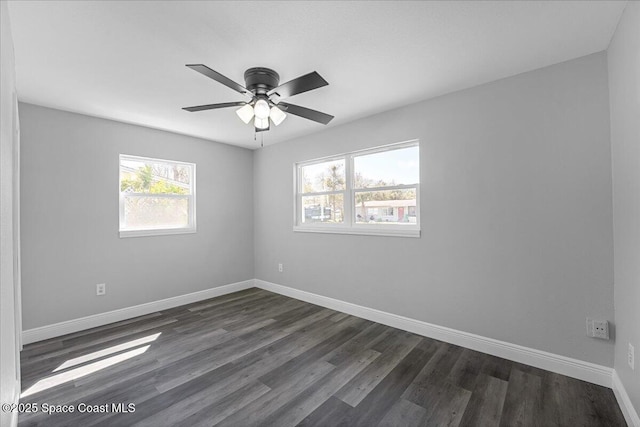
119, 155, 196, 238
294, 141, 420, 237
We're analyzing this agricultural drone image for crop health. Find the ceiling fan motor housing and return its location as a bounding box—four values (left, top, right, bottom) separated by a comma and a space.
244, 67, 280, 95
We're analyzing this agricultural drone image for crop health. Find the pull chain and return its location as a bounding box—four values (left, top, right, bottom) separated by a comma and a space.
252, 129, 264, 148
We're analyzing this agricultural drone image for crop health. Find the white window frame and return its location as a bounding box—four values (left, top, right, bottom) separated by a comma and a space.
294, 140, 420, 238
119, 154, 197, 238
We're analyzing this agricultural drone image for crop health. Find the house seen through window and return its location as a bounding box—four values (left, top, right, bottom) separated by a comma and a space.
119, 154, 196, 237
295, 141, 420, 237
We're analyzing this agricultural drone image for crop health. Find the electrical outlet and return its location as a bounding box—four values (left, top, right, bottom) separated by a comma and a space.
629, 343, 635, 370
278, 263, 283, 273
593, 320, 609, 339
586, 318, 609, 340
96, 283, 106, 296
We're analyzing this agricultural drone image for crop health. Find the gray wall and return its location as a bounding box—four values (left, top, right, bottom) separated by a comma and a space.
20, 104, 254, 330
1, 2, 21, 425
608, 1, 640, 412
254, 52, 615, 366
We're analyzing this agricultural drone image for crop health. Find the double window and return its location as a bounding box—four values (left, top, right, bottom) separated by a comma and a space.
119, 154, 196, 237
294, 141, 420, 237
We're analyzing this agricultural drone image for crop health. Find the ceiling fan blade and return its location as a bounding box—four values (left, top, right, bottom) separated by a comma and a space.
267, 71, 328, 100
278, 102, 334, 125
186, 64, 253, 98
182, 101, 246, 112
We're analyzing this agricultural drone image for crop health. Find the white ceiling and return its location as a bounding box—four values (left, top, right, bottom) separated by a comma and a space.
7, 1, 626, 149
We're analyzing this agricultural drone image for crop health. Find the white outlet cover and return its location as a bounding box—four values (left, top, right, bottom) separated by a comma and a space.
586, 318, 609, 340
629, 343, 635, 370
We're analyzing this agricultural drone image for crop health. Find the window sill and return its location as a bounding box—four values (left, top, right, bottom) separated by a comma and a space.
119, 228, 196, 238
293, 225, 420, 238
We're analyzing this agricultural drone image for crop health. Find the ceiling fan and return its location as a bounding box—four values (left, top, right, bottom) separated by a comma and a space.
182, 65, 334, 132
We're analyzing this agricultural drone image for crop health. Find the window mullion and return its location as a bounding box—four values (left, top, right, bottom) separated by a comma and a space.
295, 165, 302, 226
415, 183, 420, 228
122, 193, 191, 199
345, 155, 354, 226
353, 183, 417, 193
299, 190, 344, 197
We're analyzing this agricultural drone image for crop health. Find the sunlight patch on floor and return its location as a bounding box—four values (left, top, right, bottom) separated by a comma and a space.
53, 333, 161, 372
21, 345, 151, 398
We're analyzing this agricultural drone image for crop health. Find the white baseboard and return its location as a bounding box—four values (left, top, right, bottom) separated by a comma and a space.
21, 278, 620, 394
255, 279, 613, 388
22, 280, 255, 345
613, 370, 640, 427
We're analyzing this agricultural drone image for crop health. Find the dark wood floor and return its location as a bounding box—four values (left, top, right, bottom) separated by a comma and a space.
19, 288, 626, 426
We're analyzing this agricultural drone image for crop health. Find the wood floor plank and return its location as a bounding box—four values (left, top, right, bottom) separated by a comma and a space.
184, 381, 272, 427
422, 381, 472, 427
22, 374, 160, 427
138, 314, 373, 425
549, 371, 597, 427
296, 396, 353, 427
334, 331, 422, 407
499, 368, 543, 427
330, 312, 350, 322
91, 362, 242, 427
175, 293, 287, 332
582, 381, 629, 426
459, 373, 509, 427
173, 294, 285, 333
231, 315, 358, 372
333, 338, 439, 427
376, 398, 428, 427
259, 320, 367, 389
18, 288, 628, 427
401, 341, 461, 405
479, 353, 513, 382
183, 288, 266, 312
153, 330, 290, 393
447, 348, 486, 391
277, 307, 336, 333
186, 288, 273, 313
262, 349, 381, 426
325, 322, 392, 366
536, 371, 627, 427
223, 298, 309, 332
215, 360, 335, 426
134, 380, 271, 427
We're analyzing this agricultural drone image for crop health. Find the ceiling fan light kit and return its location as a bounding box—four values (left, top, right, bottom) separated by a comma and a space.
183, 64, 333, 135
255, 117, 270, 130
269, 105, 286, 126
253, 98, 271, 120
235, 104, 254, 124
